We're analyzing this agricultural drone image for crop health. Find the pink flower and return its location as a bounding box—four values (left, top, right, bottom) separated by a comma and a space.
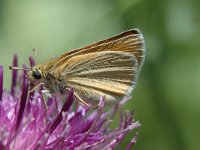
0, 55, 140, 150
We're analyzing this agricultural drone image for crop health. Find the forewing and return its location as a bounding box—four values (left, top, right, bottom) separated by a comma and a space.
59, 51, 138, 103
54, 29, 145, 71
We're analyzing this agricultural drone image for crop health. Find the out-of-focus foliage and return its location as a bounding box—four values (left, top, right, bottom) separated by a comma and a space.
0, 0, 200, 149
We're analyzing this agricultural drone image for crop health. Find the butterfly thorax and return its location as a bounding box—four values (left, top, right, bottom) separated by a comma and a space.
44, 72, 67, 94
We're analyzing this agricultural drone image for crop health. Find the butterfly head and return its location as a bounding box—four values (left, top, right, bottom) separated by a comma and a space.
27, 66, 44, 82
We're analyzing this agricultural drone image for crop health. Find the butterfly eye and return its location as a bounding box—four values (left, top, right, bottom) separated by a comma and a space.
32, 70, 41, 79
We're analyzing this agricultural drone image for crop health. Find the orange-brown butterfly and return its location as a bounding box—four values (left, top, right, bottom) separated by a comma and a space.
9, 29, 145, 108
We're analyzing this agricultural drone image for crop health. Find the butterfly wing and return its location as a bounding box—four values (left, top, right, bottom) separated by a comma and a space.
58, 51, 138, 104
52, 29, 145, 71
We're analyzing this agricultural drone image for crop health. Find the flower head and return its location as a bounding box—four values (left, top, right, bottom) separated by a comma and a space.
0, 55, 140, 150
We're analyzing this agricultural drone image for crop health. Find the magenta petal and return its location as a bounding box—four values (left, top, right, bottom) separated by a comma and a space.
49, 88, 74, 134
125, 133, 138, 150
0, 65, 3, 101
11, 54, 18, 96
29, 56, 36, 68
15, 79, 29, 131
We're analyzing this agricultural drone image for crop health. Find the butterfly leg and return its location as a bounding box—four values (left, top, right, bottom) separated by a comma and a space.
73, 92, 99, 109
28, 82, 44, 94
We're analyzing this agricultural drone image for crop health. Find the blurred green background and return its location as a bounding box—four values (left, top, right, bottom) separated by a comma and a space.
0, 0, 200, 149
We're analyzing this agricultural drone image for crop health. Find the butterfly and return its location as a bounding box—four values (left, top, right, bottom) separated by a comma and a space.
9, 29, 145, 108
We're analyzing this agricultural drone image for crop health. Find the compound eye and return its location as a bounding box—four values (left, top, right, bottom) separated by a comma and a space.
32, 70, 41, 79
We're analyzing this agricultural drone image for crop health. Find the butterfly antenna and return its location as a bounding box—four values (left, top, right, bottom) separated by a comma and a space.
9, 66, 28, 71
33, 48, 38, 65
